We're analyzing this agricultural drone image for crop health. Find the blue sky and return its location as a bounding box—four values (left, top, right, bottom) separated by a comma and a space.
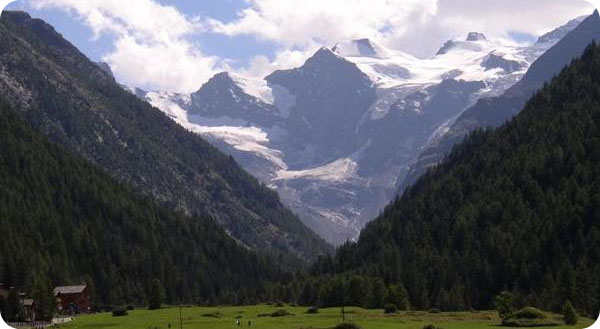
4, 0, 594, 93
6, 0, 278, 64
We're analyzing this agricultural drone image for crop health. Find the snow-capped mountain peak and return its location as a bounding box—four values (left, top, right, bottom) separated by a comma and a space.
536, 15, 587, 45
436, 33, 494, 56
332, 38, 391, 59
143, 14, 586, 245
192, 71, 274, 106
466, 32, 488, 42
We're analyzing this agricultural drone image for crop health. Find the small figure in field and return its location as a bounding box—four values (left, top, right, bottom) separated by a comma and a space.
236, 320, 241, 326
248, 320, 252, 326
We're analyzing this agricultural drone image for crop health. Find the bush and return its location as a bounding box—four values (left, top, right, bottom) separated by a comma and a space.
513, 307, 547, 319
501, 307, 558, 327
384, 304, 398, 314
563, 301, 578, 325
333, 322, 362, 329
501, 318, 559, 327
275, 302, 285, 307
306, 306, 319, 314
428, 308, 441, 313
112, 307, 128, 317
270, 309, 293, 317
495, 291, 516, 320
423, 325, 443, 329
126, 305, 135, 311
201, 311, 224, 318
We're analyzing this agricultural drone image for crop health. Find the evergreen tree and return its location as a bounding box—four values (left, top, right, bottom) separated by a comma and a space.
346, 276, 369, 307
563, 300, 578, 325
31, 274, 55, 321
6, 288, 23, 322
386, 284, 410, 311
148, 279, 165, 310
369, 279, 387, 309
495, 292, 516, 320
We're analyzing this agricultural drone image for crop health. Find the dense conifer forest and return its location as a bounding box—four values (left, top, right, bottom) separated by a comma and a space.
0, 100, 288, 307
281, 43, 600, 317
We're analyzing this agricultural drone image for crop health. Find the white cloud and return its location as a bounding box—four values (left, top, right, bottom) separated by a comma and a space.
235, 46, 321, 79
212, 0, 595, 59
25, 0, 598, 92
398, 0, 595, 57
28, 0, 219, 93
210, 0, 438, 49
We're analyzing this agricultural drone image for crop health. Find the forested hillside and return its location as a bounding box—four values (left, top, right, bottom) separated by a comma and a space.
300, 43, 600, 316
0, 99, 289, 306
0, 11, 329, 260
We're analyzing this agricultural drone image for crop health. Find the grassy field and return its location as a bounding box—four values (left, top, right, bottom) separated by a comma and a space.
59, 304, 596, 329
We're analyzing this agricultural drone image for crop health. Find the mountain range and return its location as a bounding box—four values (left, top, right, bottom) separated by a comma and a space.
301, 39, 600, 316
401, 11, 600, 193
0, 11, 329, 261
1, 5, 599, 315
140, 15, 586, 245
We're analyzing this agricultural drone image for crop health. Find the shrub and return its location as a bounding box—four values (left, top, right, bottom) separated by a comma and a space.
513, 307, 547, 319
112, 307, 128, 317
126, 305, 135, 311
333, 322, 362, 329
428, 308, 441, 314
423, 325, 443, 329
270, 309, 293, 317
275, 302, 285, 307
563, 301, 578, 325
201, 311, 224, 318
306, 306, 319, 314
495, 291, 516, 320
501, 307, 558, 327
384, 304, 398, 314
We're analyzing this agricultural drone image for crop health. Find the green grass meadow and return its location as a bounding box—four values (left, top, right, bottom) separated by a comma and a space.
60, 305, 595, 329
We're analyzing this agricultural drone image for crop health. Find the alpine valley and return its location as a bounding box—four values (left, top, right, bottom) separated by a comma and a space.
140, 16, 586, 245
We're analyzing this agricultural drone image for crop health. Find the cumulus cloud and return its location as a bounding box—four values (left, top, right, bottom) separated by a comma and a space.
28, 0, 219, 93
210, 0, 438, 49
233, 45, 323, 79
212, 0, 594, 58
25, 0, 598, 91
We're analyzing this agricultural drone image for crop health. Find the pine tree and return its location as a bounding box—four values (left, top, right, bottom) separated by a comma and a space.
563, 300, 578, 325
148, 279, 165, 310
31, 274, 55, 321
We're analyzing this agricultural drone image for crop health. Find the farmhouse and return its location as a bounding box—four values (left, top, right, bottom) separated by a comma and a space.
53, 284, 90, 314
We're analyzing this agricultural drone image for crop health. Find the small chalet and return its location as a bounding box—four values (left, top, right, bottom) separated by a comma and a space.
53, 285, 90, 314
